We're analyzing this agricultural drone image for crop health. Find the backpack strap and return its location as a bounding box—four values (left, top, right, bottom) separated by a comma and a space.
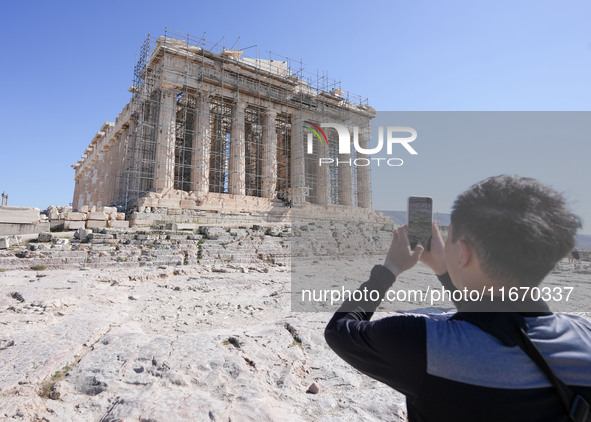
452, 312, 590, 422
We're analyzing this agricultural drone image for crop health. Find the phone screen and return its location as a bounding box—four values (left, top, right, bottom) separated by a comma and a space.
408, 196, 433, 250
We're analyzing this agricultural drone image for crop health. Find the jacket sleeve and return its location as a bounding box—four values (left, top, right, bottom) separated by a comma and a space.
324, 265, 426, 397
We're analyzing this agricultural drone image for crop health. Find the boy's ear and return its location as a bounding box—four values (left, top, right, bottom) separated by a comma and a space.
457, 238, 474, 267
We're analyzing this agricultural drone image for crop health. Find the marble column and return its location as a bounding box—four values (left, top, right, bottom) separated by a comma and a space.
356, 123, 372, 208
191, 94, 211, 197
92, 165, 100, 208
105, 140, 116, 205
73, 177, 80, 209
154, 87, 177, 191
96, 156, 104, 207
118, 118, 136, 204
229, 101, 246, 195
262, 110, 277, 199
290, 112, 306, 205
128, 117, 143, 194
315, 138, 330, 206
96, 144, 106, 207
115, 126, 129, 203
338, 129, 353, 206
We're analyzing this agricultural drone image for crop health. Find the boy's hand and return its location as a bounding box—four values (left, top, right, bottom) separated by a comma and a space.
420, 221, 447, 275
383, 225, 423, 276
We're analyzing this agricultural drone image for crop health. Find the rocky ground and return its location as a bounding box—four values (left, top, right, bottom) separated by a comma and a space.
1, 258, 590, 421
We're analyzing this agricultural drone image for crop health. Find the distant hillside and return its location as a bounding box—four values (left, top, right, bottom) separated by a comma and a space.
575, 234, 591, 252
378, 210, 451, 227
379, 210, 591, 252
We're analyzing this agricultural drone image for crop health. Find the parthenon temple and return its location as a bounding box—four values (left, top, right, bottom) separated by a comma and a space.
72, 30, 381, 225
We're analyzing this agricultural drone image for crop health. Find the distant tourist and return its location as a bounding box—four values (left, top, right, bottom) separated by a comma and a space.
325, 175, 591, 421
572, 248, 581, 268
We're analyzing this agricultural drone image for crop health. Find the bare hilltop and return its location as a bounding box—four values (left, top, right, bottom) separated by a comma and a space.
1, 227, 590, 421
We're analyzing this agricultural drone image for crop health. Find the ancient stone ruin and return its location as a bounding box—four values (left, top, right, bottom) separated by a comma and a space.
72, 29, 382, 227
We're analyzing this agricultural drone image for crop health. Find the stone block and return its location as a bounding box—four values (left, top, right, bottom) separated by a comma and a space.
137, 198, 158, 208
108, 220, 130, 229
0, 207, 40, 224
91, 243, 113, 251
158, 198, 181, 208
75, 227, 92, 242
201, 226, 229, 239
98, 206, 117, 214
180, 200, 198, 209
87, 233, 113, 240
79, 205, 89, 213
0, 220, 50, 236
115, 213, 125, 220
129, 219, 151, 227
86, 220, 107, 229
229, 228, 248, 238
64, 221, 86, 230
88, 212, 108, 221
0, 237, 11, 249
64, 212, 86, 221
50, 220, 65, 231
37, 232, 53, 242
176, 223, 198, 231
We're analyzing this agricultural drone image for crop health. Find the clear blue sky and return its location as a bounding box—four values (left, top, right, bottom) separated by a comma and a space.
1, 1, 590, 232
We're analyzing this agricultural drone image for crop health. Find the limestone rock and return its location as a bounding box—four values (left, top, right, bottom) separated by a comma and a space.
0, 263, 416, 421
74, 226, 92, 241
37, 232, 53, 243
64, 212, 86, 221
0, 207, 41, 224
64, 221, 85, 230
88, 212, 108, 221
201, 226, 228, 239
307, 382, 320, 394
86, 220, 107, 229
0, 237, 11, 249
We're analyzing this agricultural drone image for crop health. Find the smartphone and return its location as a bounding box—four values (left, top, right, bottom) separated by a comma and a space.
408, 196, 433, 251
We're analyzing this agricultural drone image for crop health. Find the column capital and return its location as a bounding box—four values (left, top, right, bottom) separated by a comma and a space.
160, 82, 178, 93
235, 100, 247, 109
